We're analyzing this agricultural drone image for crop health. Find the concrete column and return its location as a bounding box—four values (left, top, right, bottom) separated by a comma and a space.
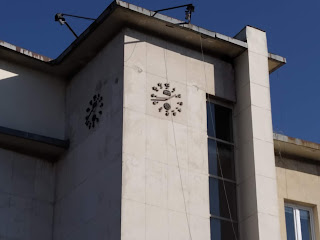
234, 26, 281, 240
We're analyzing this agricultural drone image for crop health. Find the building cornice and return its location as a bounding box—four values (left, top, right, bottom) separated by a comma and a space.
0, 126, 69, 161
0, 1, 285, 79
274, 133, 320, 161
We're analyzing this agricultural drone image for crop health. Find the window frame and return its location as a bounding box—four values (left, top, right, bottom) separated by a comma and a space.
207, 98, 238, 239
285, 203, 316, 240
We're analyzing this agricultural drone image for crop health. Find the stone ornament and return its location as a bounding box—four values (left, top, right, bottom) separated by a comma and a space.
85, 94, 103, 129
151, 82, 183, 116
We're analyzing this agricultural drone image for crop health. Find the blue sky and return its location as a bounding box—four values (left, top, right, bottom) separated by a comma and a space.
1, 0, 319, 142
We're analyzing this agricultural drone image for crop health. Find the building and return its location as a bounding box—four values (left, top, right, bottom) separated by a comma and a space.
0, 1, 318, 239
274, 133, 320, 240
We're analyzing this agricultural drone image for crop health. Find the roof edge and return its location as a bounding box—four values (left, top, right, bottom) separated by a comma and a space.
52, 0, 119, 65
268, 53, 287, 73
0, 40, 52, 62
0, 0, 286, 76
273, 133, 320, 162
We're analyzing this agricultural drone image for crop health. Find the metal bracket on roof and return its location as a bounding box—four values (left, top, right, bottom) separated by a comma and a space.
54, 13, 96, 38
152, 4, 195, 24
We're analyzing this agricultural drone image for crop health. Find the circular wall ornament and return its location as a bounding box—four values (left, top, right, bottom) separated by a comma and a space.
85, 94, 103, 129
150, 83, 183, 116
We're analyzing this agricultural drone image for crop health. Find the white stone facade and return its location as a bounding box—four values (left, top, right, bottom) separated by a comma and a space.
0, 4, 285, 238
54, 33, 124, 240
234, 27, 281, 240
121, 28, 235, 240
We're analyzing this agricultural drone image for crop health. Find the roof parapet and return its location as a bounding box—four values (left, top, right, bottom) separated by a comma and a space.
0, 40, 52, 62
274, 133, 320, 161
0, 0, 286, 78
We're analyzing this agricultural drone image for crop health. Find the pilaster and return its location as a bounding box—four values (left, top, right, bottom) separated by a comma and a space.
234, 26, 281, 240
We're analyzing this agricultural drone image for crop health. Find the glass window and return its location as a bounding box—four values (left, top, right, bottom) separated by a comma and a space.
210, 218, 238, 240
208, 139, 235, 180
284, 204, 315, 240
209, 178, 237, 220
207, 102, 233, 142
214, 104, 233, 142
300, 210, 312, 240
207, 100, 238, 240
207, 101, 216, 138
285, 206, 296, 240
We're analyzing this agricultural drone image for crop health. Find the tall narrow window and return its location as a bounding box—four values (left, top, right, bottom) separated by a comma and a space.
207, 101, 238, 240
285, 203, 315, 240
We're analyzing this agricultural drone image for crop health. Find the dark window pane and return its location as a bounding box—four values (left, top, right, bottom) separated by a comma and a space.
210, 218, 238, 240
215, 104, 233, 142
207, 102, 233, 142
209, 178, 237, 220
285, 206, 296, 240
208, 139, 235, 180
300, 209, 312, 240
207, 102, 216, 137
208, 139, 218, 176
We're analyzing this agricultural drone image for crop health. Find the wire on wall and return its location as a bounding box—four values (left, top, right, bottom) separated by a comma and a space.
157, 19, 237, 239
163, 44, 193, 240
199, 34, 238, 240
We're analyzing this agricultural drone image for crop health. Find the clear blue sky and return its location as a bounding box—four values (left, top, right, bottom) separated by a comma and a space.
1, 0, 319, 143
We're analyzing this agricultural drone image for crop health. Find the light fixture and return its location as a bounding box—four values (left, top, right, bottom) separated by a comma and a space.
152, 4, 195, 24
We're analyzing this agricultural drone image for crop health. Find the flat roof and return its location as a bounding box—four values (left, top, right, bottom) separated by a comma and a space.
274, 133, 320, 161
0, 0, 286, 79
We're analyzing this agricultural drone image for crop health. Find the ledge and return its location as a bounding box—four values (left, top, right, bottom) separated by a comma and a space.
0, 126, 69, 162
274, 133, 320, 161
268, 53, 286, 74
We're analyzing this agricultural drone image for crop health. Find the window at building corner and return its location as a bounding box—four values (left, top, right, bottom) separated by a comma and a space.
207, 100, 238, 240
285, 203, 315, 240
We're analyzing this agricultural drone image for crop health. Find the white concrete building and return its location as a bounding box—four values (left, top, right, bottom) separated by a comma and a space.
4, 1, 315, 240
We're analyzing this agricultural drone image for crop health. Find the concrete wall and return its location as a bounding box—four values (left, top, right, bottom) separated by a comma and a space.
0, 60, 65, 139
0, 59, 61, 240
53, 32, 124, 240
0, 25, 285, 240
121, 28, 235, 240
0, 148, 55, 240
233, 26, 281, 240
275, 155, 320, 240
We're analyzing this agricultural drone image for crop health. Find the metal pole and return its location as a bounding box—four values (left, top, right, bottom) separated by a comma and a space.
60, 13, 96, 21
64, 22, 78, 38
152, 4, 193, 17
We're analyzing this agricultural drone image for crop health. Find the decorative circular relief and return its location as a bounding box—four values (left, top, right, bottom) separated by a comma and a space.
85, 94, 103, 129
150, 83, 183, 116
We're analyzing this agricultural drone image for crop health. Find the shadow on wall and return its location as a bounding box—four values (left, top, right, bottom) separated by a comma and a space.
0, 60, 65, 139
53, 32, 124, 240
275, 155, 320, 177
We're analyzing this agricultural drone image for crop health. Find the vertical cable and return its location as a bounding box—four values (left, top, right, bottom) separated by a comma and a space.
199, 34, 238, 240
163, 44, 193, 240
